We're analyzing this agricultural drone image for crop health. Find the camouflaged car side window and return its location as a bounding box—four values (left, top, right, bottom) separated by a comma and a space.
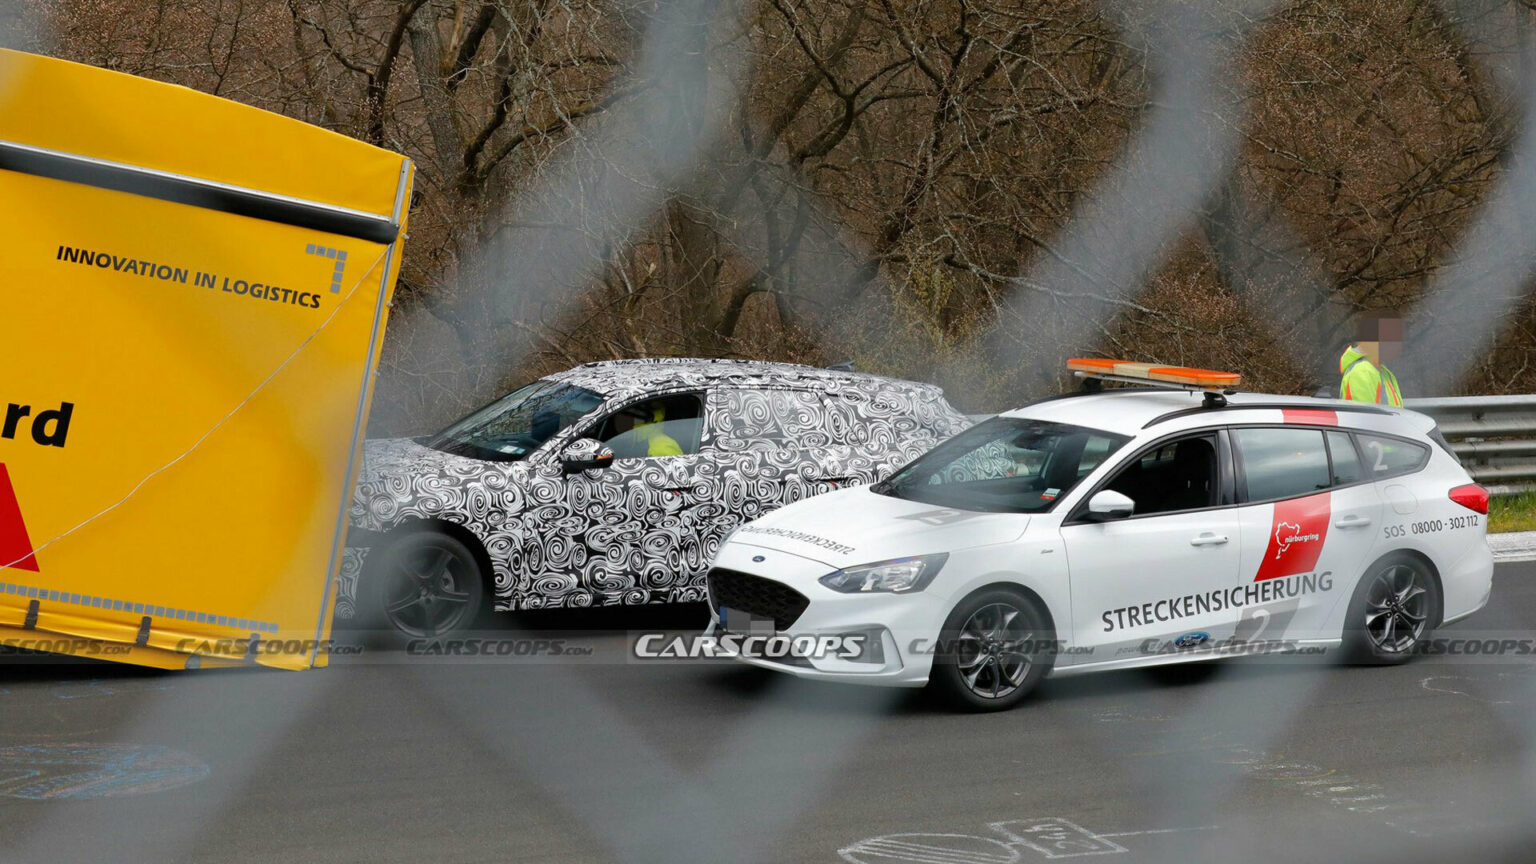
592, 393, 704, 460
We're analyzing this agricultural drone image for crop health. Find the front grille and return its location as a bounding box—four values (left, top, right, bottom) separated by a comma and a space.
707, 568, 810, 631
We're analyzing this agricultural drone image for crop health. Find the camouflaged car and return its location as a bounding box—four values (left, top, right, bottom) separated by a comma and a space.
338, 359, 970, 636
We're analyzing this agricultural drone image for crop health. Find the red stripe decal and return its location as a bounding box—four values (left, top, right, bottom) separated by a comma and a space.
1255, 492, 1329, 582
1282, 408, 1337, 426
0, 464, 39, 572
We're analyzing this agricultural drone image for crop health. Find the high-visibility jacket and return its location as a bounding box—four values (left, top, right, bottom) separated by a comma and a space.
1378, 364, 1403, 407
1339, 346, 1404, 406
632, 404, 683, 457
635, 425, 682, 457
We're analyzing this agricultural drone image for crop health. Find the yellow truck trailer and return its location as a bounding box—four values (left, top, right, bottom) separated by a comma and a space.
0, 48, 413, 670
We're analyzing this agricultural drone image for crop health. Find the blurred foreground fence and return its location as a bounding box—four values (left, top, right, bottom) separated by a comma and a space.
1408, 396, 1536, 495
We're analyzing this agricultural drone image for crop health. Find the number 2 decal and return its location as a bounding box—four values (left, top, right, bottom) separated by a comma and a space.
1366, 439, 1386, 472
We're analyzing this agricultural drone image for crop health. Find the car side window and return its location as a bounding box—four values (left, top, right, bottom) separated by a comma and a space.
1355, 433, 1430, 479
590, 393, 704, 459
717, 389, 832, 451
1102, 434, 1218, 516
1326, 431, 1365, 485
1234, 427, 1330, 502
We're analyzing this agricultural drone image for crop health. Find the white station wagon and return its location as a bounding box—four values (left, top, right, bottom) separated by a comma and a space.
707, 360, 1494, 710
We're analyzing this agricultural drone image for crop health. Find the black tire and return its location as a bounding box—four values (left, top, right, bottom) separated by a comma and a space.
364, 531, 487, 640
1343, 553, 1441, 665
930, 587, 1055, 712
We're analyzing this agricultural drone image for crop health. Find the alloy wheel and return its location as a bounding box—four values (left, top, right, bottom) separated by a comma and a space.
381, 541, 476, 638
953, 602, 1035, 700
1363, 564, 1430, 655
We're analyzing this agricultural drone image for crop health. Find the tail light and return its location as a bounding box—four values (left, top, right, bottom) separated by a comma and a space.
1449, 483, 1489, 515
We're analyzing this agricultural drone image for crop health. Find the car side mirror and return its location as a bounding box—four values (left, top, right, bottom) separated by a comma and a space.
1085, 489, 1134, 522
560, 438, 615, 475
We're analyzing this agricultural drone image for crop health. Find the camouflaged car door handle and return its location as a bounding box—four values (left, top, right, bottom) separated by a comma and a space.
1334, 514, 1372, 528
1189, 532, 1229, 547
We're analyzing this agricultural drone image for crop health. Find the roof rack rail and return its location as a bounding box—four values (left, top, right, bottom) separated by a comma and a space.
1141, 400, 1394, 429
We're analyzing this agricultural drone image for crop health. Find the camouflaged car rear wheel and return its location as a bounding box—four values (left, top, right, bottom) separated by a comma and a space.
931, 588, 1054, 712
366, 531, 487, 640
1344, 553, 1442, 665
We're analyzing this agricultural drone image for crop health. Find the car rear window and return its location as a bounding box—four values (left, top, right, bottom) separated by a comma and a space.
1326, 431, 1365, 485
1234, 426, 1431, 501
1234, 427, 1331, 502
1356, 433, 1430, 479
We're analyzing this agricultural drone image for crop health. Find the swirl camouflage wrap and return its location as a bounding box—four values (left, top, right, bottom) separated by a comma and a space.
338, 359, 971, 618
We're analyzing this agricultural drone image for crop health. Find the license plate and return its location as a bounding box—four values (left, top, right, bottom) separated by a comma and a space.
719, 606, 775, 636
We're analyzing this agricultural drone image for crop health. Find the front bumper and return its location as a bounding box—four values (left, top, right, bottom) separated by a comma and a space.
705, 542, 948, 688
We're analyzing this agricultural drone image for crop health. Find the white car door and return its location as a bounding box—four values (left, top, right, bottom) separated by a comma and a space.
1230, 425, 1384, 643
1060, 431, 1244, 660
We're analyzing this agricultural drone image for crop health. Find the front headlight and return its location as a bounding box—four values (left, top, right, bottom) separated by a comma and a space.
818, 553, 949, 594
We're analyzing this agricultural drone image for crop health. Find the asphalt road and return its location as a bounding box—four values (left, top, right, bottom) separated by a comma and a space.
2, 566, 1536, 864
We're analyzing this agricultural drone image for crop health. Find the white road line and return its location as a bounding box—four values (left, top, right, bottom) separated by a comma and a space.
857, 839, 1013, 864
846, 846, 995, 864
1095, 826, 1219, 838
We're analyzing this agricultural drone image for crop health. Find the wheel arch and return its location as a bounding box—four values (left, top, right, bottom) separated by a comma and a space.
948, 580, 1058, 637
1386, 547, 1446, 628
375, 517, 498, 596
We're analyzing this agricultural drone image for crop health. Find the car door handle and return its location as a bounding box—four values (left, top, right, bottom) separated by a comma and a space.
1334, 515, 1372, 528
1189, 533, 1229, 547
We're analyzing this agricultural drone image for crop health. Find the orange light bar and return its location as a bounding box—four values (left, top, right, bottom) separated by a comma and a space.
1067, 358, 1242, 390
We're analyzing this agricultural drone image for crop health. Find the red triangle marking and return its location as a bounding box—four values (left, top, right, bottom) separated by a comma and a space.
0, 463, 39, 572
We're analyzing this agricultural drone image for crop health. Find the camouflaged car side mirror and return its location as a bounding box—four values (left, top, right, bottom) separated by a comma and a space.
1085, 489, 1135, 521
561, 438, 615, 475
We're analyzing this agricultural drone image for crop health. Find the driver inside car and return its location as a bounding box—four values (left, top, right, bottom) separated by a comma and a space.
632, 403, 682, 457
602, 401, 686, 459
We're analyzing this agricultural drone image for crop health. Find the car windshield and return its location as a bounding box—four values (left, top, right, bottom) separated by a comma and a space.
423, 380, 605, 461
874, 417, 1129, 513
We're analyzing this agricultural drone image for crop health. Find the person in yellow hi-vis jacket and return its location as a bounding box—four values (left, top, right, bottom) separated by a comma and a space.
1340, 315, 1405, 406
632, 404, 683, 456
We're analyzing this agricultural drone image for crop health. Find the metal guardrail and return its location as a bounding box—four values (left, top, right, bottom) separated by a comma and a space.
1404, 396, 1536, 496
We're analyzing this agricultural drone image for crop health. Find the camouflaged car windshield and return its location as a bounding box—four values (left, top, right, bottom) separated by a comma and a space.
424, 380, 605, 461
875, 417, 1128, 513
